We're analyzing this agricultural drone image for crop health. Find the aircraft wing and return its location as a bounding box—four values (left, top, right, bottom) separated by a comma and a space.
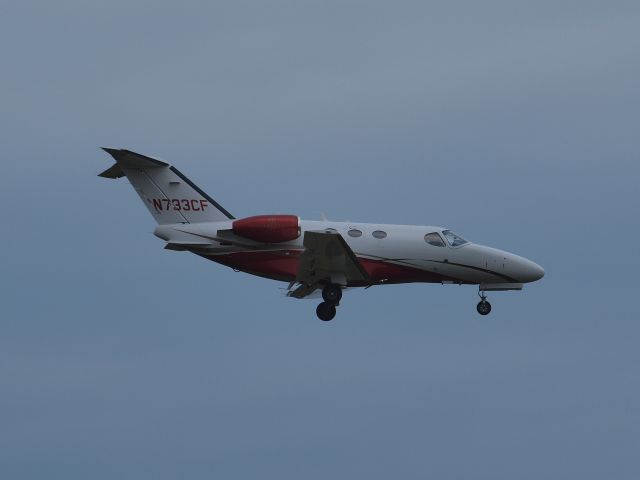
288, 230, 370, 298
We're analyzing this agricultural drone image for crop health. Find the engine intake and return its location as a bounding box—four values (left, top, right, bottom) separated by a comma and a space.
232, 215, 301, 243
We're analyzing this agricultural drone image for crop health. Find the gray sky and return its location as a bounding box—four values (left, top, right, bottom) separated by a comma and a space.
1, 1, 639, 478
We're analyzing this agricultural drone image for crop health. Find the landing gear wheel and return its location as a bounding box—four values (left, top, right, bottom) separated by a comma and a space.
476, 300, 492, 315
322, 284, 342, 304
316, 302, 337, 321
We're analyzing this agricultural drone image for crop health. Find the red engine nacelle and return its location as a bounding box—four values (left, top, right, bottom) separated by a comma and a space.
232, 215, 301, 243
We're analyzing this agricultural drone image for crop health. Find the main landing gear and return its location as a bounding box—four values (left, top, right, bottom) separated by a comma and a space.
477, 291, 492, 316
316, 284, 342, 321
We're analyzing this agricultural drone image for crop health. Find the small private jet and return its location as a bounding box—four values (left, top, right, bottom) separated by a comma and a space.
100, 149, 544, 321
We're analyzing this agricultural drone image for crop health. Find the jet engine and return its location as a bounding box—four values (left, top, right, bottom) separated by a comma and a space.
232, 215, 301, 243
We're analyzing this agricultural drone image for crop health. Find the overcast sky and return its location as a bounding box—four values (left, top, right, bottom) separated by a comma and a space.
1, 1, 639, 478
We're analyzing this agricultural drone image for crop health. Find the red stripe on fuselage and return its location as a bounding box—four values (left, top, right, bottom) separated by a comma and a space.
208, 250, 301, 282
355, 257, 454, 285
205, 250, 456, 285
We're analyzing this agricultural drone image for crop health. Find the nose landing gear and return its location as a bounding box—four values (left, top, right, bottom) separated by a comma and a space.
477, 291, 492, 315
316, 284, 342, 321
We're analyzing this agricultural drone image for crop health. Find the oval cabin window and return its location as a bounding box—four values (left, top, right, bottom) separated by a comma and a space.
348, 229, 362, 237
372, 230, 387, 239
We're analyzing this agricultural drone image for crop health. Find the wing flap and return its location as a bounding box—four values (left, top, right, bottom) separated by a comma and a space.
294, 231, 369, 293
287, 283, 318, 299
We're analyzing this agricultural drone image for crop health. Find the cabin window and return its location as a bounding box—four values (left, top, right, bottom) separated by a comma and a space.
348, 229, 362, 238
424, 232, 445, 247
372, 230, 387, 239
442, 229, 468, 247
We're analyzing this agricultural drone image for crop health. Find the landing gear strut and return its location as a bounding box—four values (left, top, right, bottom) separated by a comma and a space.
316, 284, 342, 321
476, 291, 492, 315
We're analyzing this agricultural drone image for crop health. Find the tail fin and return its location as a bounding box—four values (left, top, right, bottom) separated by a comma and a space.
99, 148, 233, 224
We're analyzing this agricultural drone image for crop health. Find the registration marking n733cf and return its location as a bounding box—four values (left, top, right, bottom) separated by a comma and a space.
151, 198, 209, 212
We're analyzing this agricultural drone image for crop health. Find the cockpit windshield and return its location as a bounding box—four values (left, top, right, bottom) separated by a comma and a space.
442, 229, 468, 247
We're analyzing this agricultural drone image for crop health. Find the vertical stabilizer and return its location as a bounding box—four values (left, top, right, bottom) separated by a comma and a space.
99, 148, 233, 224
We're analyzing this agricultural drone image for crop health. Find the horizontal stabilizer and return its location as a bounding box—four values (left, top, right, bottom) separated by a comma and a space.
99, 149, 168, 179
98, 163, 124, 179
101, 148, 169, 168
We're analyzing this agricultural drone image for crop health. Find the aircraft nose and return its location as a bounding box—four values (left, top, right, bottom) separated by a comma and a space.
515, 257, 545, 283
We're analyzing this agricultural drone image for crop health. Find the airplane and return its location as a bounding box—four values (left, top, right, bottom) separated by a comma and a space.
99, 148, 545, 321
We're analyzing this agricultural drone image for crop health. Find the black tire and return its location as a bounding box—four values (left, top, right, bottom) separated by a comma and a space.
316, 302, 337, 321
476, 300, 492, 315
322, 284, 342, 304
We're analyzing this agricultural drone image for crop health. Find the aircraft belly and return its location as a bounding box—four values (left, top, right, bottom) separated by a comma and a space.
203, 250, 301, 282
201, 249, 457, 286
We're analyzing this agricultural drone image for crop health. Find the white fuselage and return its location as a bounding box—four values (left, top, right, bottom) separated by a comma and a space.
154, 219, 545, 287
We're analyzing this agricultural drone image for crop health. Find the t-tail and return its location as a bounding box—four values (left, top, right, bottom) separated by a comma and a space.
99, 148, 234, 224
